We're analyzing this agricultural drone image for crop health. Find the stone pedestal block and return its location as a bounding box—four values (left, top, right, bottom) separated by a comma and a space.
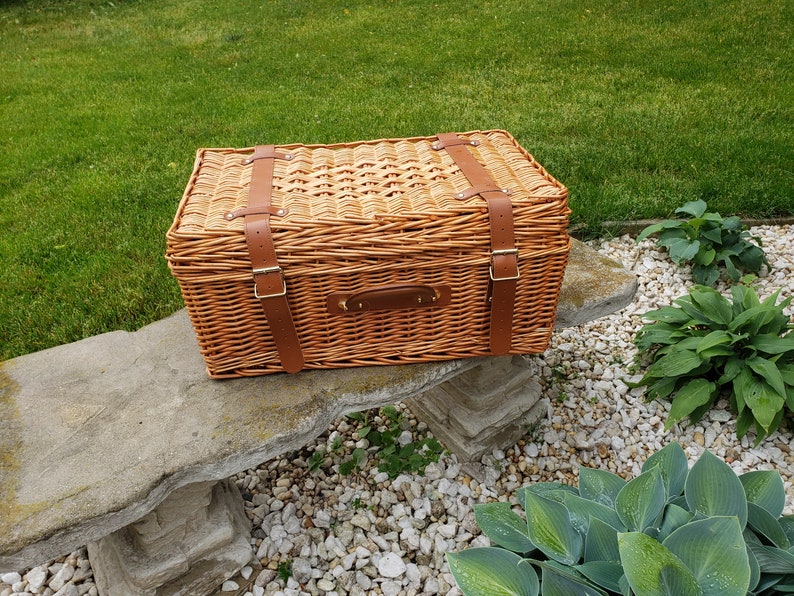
410, 356, 549, 461
87, 480, 252, 596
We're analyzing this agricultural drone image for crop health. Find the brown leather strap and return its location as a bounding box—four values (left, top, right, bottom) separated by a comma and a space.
242, 145, 304, 373
434, 132, 519, 354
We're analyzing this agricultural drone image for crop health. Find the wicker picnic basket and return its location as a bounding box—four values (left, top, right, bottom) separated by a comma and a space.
166, 130, 571, 377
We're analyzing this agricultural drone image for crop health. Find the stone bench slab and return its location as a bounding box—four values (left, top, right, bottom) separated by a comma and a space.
0, 238, 637, 573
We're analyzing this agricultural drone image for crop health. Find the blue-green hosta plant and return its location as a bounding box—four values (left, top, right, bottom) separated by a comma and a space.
447, 442, 794, 596
637, 199, 768, 286
631, 284, 794, 443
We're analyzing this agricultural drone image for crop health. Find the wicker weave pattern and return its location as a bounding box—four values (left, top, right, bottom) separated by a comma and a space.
167, 130, 571, 377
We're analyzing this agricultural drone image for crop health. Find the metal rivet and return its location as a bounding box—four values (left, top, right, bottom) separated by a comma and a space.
225, 213, 234, 220
285, 154, 293, 160
277, 209, 285, 216
456, 193, 464, 198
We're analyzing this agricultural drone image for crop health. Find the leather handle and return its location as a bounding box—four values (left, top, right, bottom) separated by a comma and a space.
327, 284, 451, 314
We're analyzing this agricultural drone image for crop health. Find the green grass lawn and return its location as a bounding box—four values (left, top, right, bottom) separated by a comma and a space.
1, 0, 792, 359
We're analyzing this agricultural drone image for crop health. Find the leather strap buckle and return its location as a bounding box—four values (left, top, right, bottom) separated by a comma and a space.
253, 267, 287, 299
490, 249, 520, 282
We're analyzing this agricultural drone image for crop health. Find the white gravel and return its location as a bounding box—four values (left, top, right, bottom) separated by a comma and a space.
2, 225, 792, 596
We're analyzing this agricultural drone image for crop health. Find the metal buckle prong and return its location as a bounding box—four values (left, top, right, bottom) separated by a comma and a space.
253, 267, 287, 299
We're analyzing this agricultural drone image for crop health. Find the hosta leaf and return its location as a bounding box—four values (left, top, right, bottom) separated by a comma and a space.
637, 222, 671, 243
739, 244, 767, 271
557, 493, 623, 536
688, 401, 713, 425
746, 356, 787, 397
699, 226, 723, 245
524, 492, 583, 565
536, 561, 606, 596
663, 516, 751, 596
618, 532, 703, 596
677, 297, 715, 325
733, 368, 785, 432
447, 548, 539, 596
665, 378, 717, 430
749, 333, 794, 355
696, 344, 735, 359
689, 286, 734, 325
656, 336, 703, 354
781, 516, 794, 545
685, 450, 747, 528
474, 503, 536, 554
667, 238, 701, 263
747, 543, 794, 574
647, 350, 704, 378
731, 284, 761, 312
765, 578, 794, 593
517, 483, 578, 509
728, 304, 778, 335
721, 215, 743, 231
747, 384, 786, 434
701, 212, 724, 222
724, 255, 743, 280
717, 356, 745, 386
676, 199, 708, 218
692, 264, 720, 287
694, 247, 717, 266
747, 502, 790, 549
746, 544, 761, 593
778, 363, 794, 385
642, 441, 689, 499
578, 468, 627, 509
635, 325, 688, 351
575, 561, 624, 593
658, 504, 694, 541
740, 470, 786, 518
641, 306, 693, 325
584, 516, 621, 563
615, 468, 666, 532
763, 408, 785, 443
696, 330, 734, 355
646, 376, 680, 400
735, 407, 754, 439
534, 489, 579, 507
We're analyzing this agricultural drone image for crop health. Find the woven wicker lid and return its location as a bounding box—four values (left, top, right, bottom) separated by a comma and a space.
171, 130, 566, 234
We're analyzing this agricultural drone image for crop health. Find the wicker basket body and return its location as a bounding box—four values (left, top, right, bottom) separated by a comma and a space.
166, 130, 571, 377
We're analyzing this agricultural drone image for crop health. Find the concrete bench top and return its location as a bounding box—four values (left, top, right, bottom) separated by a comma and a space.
0, 239, 636, 572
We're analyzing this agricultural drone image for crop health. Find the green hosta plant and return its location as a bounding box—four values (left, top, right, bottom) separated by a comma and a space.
447, 442, 794, 596
631, 284, 794, 443
637, 199, 768, 285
